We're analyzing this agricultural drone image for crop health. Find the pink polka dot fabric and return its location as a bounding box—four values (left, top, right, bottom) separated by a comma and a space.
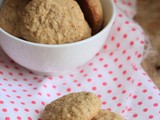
0, 0, 160, 120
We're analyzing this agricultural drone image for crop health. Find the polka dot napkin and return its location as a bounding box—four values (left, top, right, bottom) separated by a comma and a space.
0, 0, 160, 120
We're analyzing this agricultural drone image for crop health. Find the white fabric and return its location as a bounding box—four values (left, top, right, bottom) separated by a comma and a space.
0, 0, 160, 120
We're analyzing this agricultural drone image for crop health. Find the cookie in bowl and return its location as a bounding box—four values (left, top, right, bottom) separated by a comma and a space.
76, 0, 103, 35
0, 0, 30, 37
20, 0, 91, 44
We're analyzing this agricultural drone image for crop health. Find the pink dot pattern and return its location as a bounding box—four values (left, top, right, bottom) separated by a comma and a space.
0, 0, 160, 120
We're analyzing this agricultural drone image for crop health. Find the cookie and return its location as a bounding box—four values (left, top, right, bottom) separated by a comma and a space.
0, 0, 30, 37
92, 110, 124, 120
20, 0, 91, 44
42, 92, 101, 120
76, 0, 103, 35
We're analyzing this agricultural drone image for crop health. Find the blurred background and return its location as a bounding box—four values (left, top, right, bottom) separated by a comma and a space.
134, 0, 160, 89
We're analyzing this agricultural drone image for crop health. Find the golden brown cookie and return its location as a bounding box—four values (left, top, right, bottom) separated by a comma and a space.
76, 0, 103, 35
92, 110, 124, 120
20, 0, 91, 44
42, 92, 101, 120
0, 0, 30, 37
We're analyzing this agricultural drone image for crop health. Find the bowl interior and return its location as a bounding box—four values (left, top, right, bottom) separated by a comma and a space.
0, 0, 115, 47
0, 0, 113, 27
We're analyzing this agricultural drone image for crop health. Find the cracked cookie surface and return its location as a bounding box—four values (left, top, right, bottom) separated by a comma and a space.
20, 0, 91, 44
42, 92, 101, 120
92, 110, 124, 120
0, 0, 30, 37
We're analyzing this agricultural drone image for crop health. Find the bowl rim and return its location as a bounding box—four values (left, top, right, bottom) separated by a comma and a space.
0, 0, 116, 48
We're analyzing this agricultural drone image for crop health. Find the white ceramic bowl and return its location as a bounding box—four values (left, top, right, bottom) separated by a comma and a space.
0, 0, 116, 76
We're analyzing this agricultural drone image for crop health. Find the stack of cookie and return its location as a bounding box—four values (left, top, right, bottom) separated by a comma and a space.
0, 0, 103, 44
42, 92, 124, 120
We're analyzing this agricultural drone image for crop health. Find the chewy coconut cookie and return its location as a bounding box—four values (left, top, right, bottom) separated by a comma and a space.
20, 0, 91, 44
93, 110, 124, 120
0, 0, 30, 37
76, 0, 103, 35
42, 92, 101, 120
